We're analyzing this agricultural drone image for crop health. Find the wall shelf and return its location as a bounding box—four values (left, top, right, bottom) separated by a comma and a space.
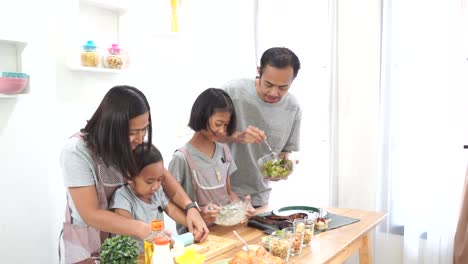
151, 32, 181, 39
0, 94, 24, 98
68, 65, 123, 74
0, 38, 29, 95
0, 39, 27, 49
80, 0, 130, 14
66, 0, 128, 73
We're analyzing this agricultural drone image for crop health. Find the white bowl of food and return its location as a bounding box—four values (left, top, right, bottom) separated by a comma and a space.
215, 198, 250, 226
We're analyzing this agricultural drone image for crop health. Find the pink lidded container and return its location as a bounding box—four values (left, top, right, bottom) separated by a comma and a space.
103, 44, 127, 69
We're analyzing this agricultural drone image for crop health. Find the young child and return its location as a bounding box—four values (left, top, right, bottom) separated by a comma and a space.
168, 88, 255, 229
110, 144, 187, 251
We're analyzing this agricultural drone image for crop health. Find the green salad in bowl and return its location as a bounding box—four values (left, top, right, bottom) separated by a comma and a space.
257, 153, 295, 180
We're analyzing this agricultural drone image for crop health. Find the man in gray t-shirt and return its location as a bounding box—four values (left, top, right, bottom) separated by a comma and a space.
221, 47, 302, 207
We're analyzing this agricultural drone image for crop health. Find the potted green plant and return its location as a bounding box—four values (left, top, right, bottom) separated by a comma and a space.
100, 235, 139, 264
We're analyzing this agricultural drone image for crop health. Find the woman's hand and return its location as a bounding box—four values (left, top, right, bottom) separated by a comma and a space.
135, 220, 152, 240
201, 203, 221, 225
186, 208, 209, 242
160, 170, 209, 241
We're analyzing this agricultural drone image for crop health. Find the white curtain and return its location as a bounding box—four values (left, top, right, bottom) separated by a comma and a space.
377, 0, 468, 263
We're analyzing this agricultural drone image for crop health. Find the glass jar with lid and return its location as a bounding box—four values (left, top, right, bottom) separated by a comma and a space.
81, 40, 100, 67
103, 43, 126, 69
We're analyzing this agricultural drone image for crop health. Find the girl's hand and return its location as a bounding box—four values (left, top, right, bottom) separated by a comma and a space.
241, 195, 255, 223
201, 203, 221, 225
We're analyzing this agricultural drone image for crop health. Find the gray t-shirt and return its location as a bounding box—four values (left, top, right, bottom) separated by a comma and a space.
109, 184, 169, 251
61, 136, 114, 226
168, 142, 237, 202
223, 78, 301, 206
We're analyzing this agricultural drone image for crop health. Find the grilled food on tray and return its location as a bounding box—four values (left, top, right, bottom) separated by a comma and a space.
250, 212, 308, 229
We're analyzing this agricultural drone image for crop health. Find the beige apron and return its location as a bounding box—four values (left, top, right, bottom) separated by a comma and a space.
60, 135, 125, 264
178, 144, 232, 207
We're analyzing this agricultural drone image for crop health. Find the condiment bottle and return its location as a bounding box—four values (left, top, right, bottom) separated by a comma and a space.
151, 233, 173, 264
144, 220, 168, 264
80, 40, 100, 67
103, 43, 125, 69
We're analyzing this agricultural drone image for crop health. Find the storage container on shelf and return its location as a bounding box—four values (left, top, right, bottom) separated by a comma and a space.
81, 40, 100, 67
103, 43, 126, 69
0, 72, 29, 94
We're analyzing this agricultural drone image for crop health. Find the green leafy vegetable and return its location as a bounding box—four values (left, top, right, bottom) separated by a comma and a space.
261, 159, 293, 178
100, 235, 139, 264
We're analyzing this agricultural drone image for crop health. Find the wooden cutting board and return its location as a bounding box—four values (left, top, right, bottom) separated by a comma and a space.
137, 234, 239, 263
186, 234, 238, 260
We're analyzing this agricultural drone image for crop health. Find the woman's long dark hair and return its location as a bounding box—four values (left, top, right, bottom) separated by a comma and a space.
81, 85, 152, 179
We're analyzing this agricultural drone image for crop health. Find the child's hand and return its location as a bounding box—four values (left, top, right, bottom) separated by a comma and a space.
245, 206, 255, 218
163, 229, 172, 238
201, 203, 221, 225
241, 195, 255, 223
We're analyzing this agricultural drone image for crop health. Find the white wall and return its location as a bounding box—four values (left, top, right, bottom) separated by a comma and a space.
0, 0, 57, 262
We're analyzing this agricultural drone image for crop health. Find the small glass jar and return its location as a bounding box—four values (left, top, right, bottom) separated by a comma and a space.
293, 217, 316, 246
81, 40, 100, 67
103, 43, 125, 69
269, 231, 290, 262
283, 226, 304, 256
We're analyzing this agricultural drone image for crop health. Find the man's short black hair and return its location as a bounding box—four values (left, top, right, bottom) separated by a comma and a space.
259, 47, 301, 78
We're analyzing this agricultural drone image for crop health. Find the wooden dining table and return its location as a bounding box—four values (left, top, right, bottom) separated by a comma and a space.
206, 206, 386, 264
138, 205, 386, 264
